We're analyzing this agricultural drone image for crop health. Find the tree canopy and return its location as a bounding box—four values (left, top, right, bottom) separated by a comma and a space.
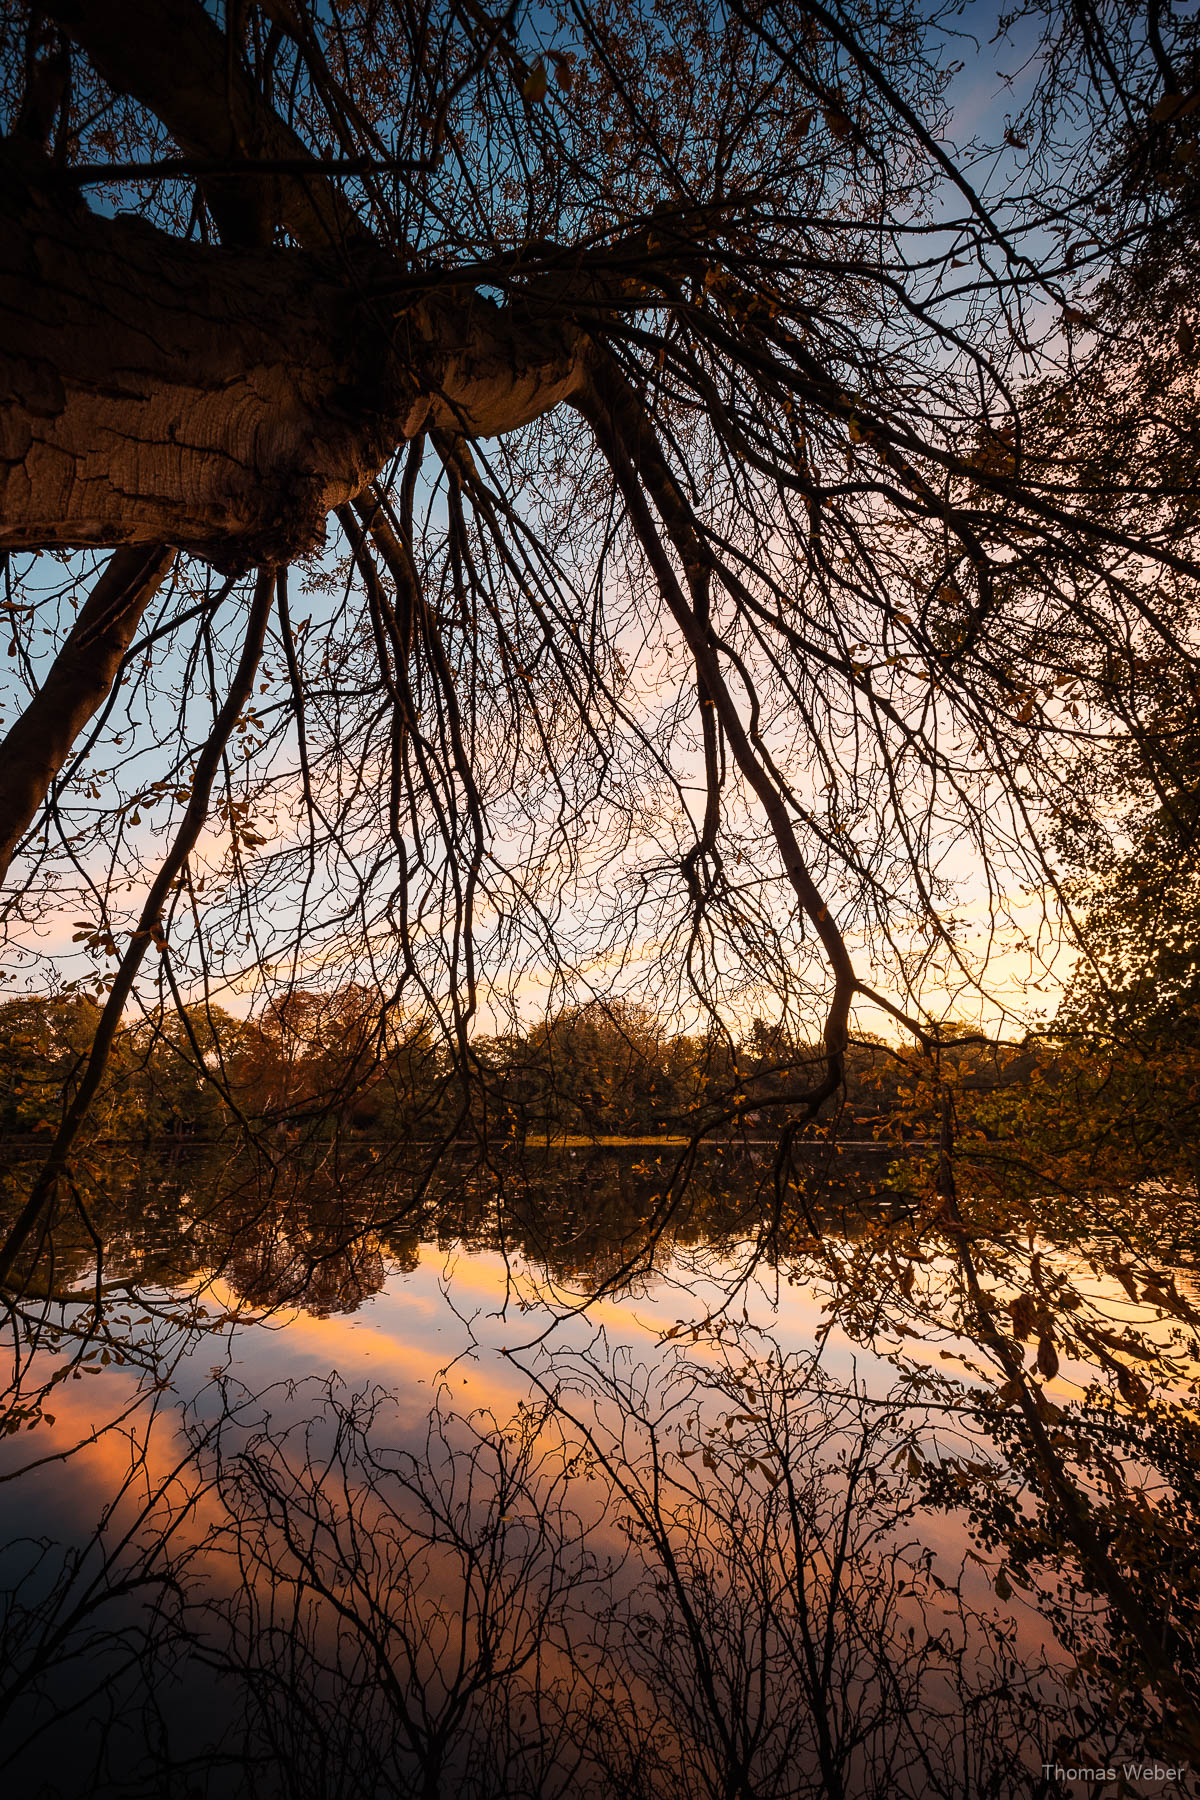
2, 0, 1200, 1269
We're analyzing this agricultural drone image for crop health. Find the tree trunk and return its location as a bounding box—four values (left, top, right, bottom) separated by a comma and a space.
0, 152, 584, 564
0, 545, 176, 885
0, 153, 385, 562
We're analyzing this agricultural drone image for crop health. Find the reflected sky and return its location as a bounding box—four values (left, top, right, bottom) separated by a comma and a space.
1, 1151, 1198, 1800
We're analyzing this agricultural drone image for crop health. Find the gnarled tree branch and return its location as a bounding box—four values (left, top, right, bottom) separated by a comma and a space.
0, 158, 585, 562
0, 544, 176, 885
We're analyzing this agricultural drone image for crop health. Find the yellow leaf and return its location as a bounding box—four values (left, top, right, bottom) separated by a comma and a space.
522, 62, 549, 103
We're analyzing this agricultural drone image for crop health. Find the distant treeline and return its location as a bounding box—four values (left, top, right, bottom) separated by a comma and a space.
0, 986, 1036, 1137
0, 987, 1082, 1145
2, 986, 1198, 1265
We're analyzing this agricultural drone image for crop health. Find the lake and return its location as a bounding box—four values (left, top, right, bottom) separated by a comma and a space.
1, 1146, 1197, 1799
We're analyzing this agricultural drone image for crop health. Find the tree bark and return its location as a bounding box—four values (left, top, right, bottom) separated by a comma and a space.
0, 545, 176, 885
0, 154, 585, 564
0, 153, 385, 561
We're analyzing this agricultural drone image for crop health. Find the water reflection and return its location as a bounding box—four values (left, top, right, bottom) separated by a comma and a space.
0, 1149, 1198, 1798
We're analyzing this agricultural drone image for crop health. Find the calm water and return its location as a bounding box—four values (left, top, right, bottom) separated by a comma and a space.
0, 1149, 1197, 1799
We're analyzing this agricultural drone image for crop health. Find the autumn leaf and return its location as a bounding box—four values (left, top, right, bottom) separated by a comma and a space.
1149, 90, 1200, 124
1009, 1292, 1037, 1340
1061, 305, 1093, 328
522, 62, 549, 104
1116, 1364, 1150, 1407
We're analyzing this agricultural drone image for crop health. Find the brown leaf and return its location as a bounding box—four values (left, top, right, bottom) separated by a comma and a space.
1009, 1292, 1037, 1340
1150, 90, 1200, 124
1036, 1335, 1059, 1381
1106, 1264, 1140, 1303
1116, 1364, 1149, 1408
